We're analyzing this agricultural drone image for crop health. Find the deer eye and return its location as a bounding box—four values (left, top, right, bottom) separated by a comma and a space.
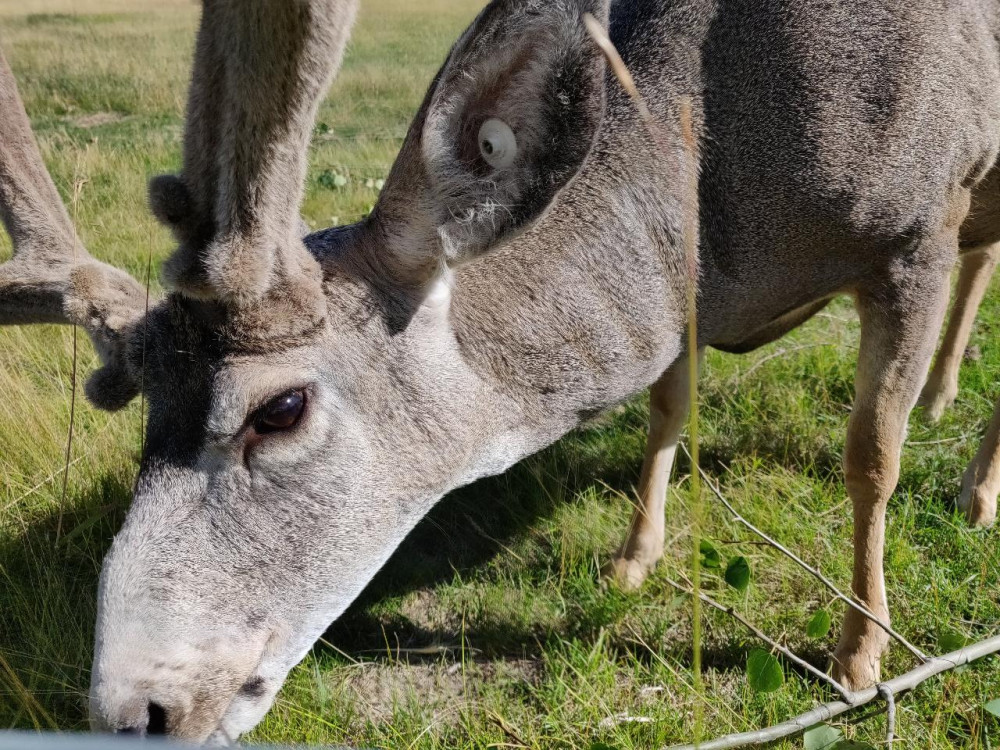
253, 389, 306, 435
478, 118, 517, 169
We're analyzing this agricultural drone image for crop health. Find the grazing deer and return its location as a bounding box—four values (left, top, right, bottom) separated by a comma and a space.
2, 0, 1000, 741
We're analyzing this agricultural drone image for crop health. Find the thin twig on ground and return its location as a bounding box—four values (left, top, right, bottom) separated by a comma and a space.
665, 578, 855, 703
664, 634, 1000, 750
878, 683, 895, 742
679, 443, 927, 663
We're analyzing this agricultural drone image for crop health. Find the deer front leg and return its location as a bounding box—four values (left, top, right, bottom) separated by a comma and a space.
604, 354, 693, 590
833, 270, 950, 690
918, 244, 999, 422
959, 400, 1000, 526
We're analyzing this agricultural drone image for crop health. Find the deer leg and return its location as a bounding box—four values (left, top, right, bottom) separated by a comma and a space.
918, 244, 999, 422
959, 399, 1000, 527
832, 268, 950, 690
604, 354, 693, 590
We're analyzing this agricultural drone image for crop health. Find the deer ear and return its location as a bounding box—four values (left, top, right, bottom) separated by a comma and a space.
411, 0, 609, 265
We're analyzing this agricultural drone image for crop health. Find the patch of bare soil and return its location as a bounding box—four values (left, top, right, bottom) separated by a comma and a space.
69, 112, 127, 128
337, 658, 542, 723
400, 589, 461, 635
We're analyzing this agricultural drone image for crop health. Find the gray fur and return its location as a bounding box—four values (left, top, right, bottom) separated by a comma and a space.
2, 0, 1000, 741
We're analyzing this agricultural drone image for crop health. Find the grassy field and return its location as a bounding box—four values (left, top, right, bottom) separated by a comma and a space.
1, 1, 999, 747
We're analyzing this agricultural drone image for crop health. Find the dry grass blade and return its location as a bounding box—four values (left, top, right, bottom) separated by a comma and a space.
584, 9, 706, 739
55, 324, 77, 543
582, 13, 652, 122
55, 175, 88, 543
0, 649, 58, 730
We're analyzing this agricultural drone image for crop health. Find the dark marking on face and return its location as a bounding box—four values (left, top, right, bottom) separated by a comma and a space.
238, 676, 267, 698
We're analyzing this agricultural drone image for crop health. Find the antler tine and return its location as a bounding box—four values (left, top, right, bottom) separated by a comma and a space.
0, 47, 92, 324
0, 45, 148, 410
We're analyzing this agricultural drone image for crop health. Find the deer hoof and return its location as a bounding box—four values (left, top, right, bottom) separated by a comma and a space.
917, 380, 957, 423
602, 555, 656, 591
958, 482, 998, 528
831, 635, 886, 691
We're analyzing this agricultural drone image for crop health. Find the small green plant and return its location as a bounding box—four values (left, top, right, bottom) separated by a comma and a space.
937, 629, 968, 652
317, 169, 348, 189
746, 648, 783, 693
724, 555, 751, 592
806, 608, 832, 639
803, 723, 877, 749
699, 538, 721, 569
803, 723, 843, 750
986, 697, 1000, 718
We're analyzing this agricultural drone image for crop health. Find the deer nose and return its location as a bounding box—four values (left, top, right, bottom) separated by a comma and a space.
115, 701, 168, 736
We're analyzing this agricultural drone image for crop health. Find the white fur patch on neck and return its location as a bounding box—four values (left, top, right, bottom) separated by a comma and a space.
423, 265, 454, 311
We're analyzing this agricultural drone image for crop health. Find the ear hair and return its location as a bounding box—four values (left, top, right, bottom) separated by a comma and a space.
371, 0, 610, 288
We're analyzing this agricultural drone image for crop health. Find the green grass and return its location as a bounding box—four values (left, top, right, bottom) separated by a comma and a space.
1, 1, 999, 747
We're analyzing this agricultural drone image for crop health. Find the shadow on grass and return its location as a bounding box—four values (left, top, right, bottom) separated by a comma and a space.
0, 472, 132, 729
0, 405, 650, 728
325, 405, 650, 655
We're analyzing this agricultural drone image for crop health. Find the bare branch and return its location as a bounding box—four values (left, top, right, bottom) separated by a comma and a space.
664, 634, 1000, 750
877, 683, 895, 742
679, 443, 928, 663
666, 578, 855, 703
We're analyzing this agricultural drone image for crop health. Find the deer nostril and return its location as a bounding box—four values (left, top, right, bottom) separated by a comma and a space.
147, 701, 168, 735
108, 700, 168, 736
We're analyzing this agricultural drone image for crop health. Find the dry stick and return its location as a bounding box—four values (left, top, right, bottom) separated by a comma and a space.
665, 578, 855, 704
877, 683, 895, 742
679, 99, 705, 745
664, 634, 1000, 750
584, 12, 707, 739
679, 442, 928, 664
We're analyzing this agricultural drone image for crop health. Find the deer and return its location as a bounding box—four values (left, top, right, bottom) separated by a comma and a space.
2, 0, 999, 741
917, 191, 1000, 528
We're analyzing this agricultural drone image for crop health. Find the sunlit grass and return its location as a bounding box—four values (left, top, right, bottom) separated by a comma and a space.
1, 1, 999, 748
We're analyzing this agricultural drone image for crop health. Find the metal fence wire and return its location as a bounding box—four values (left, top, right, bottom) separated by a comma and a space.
0, 732, 355, 749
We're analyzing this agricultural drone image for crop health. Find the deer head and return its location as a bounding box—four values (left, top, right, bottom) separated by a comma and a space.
1, 0, 611, 741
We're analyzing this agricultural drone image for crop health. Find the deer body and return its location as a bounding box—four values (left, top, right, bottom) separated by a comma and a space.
3, 0, 1000, 742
